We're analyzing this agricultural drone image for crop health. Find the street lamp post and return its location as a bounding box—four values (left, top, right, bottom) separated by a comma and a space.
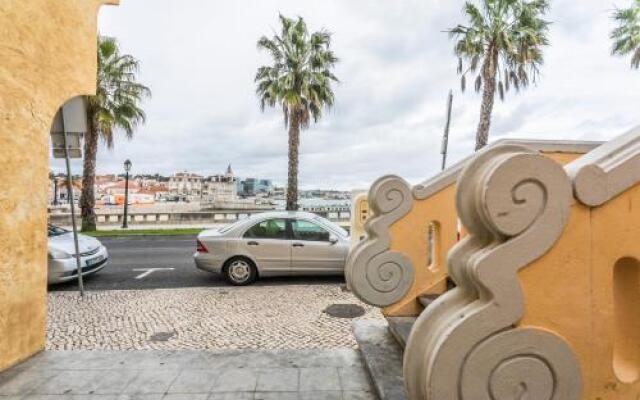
122, 159, 132, 229
53, 177, 59, 206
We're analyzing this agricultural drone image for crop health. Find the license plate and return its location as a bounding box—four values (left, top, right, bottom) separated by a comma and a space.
86, 254, 105, 266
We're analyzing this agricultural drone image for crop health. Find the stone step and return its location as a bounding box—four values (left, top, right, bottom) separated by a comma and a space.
353, 296, 443, 399
386, 296, 439, 350
353, 320, 408, 400
386, 317, 416, 349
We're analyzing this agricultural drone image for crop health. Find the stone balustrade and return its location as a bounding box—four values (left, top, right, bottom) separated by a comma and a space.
402, 126, 640, 399
48, 210, 351, 228
345, 139, 599, 316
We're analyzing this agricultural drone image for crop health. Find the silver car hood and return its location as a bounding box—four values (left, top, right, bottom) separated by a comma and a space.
48, 232, 101, 255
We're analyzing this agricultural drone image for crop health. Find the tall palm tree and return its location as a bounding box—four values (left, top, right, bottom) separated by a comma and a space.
449, 0, 550, 150
255, 15, 338, 211
80, 36, 150, 231
611, 0, 640, 69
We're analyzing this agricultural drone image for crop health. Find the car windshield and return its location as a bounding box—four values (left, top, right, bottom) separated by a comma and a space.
47, 224, 68, 237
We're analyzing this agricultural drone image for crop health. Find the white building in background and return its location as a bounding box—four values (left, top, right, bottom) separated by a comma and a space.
202, 164, 237, 204
55, 178, 82, 204
168, 172, 203, 199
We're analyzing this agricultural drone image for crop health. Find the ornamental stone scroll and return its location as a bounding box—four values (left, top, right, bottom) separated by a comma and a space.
403, 144, 582, 400
344, 175, 415, 307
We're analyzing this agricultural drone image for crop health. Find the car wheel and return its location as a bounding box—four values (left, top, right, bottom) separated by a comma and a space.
223, 257, 257, 286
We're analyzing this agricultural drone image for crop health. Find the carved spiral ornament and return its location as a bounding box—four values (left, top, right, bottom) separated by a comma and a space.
344, 175, 414, 307
461, 329, 581, 400
403, 145, 582, 400
483, 176, 547, 237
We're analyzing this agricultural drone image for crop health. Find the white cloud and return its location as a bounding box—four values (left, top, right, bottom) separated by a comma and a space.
49, 0, 640, 189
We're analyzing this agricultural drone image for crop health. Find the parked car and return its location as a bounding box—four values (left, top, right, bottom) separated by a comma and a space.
194, 211, 350, 285
47, 224, 109, 284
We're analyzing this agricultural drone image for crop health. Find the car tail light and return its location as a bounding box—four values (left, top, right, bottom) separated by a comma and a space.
196, 239, 208, 253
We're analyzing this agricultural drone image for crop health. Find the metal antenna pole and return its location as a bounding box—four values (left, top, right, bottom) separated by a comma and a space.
441, 90, 454, 171
61, 115, 85, 296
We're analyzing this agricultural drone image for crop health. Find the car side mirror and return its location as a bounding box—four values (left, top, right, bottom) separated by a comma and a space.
329, 235, 338, 245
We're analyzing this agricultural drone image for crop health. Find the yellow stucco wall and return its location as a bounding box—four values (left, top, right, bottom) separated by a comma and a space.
519, 185, 640, 398
384, 151, 587, 316
350, 193, 370, 247
0, 0, 116, 371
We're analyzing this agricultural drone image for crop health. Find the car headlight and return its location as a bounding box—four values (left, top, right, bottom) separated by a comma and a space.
48, 249, 72, 259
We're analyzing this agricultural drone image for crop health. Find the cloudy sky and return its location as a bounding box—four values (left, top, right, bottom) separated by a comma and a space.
51, 0, 640, 189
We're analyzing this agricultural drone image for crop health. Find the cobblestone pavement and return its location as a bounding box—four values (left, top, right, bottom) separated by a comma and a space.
47, 286, 384, 350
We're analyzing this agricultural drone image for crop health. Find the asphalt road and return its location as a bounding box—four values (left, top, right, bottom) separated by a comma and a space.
49, 235, 344, 291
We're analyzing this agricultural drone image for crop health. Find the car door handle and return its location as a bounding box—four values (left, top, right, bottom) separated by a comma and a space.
292, 243, 305, 247
247, 241, 259, 246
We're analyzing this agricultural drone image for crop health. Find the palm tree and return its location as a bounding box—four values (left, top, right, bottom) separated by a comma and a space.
80, 36, 150, 231
449, 0, 550, 150
255, 15, 338, 211
611, 0, 640, 69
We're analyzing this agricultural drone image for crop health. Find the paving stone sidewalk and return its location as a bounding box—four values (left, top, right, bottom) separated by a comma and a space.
47, 286, 383, 351
0, 349, 377, 399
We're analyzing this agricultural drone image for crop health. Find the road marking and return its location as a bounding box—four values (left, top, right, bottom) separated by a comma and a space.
132, 268, 175, 279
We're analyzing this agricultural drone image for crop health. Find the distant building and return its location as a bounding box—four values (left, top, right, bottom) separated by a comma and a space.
202, 164, 237, 203
168, 172, 203, 200
102, 180, 141, 195
137, 184, 170, 200
272, 186, 286, 199
56, 178, 82, 203
134, 175, 161, 188
237, 177, 274, 197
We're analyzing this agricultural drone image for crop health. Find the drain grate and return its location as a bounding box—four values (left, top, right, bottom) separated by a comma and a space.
324, 303, 366, 319
149, 331, 176, 342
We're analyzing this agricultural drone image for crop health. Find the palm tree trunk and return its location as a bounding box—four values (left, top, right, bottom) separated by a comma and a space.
475, 45, 498, 151
80, 115, 98, 231
286, 112, 300, 211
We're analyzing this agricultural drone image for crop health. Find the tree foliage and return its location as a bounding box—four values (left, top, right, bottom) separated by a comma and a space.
611, 0, 640, 69
256, 15, 338, 129
449, 0, 550, 100
90, 36, 151, 147
80, 36, 150, 231
255, 15, 338, 210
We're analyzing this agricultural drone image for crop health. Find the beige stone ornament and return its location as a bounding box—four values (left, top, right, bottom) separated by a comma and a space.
403, 144, 582, 400
344, 175, 415, 307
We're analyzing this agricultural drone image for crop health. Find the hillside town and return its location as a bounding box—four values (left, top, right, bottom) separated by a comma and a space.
48, 164, 353, 230
49, 165, 350, 208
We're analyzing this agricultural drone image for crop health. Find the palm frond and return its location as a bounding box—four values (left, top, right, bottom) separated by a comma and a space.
255, 15, 338, 130
449, 0, 550, 102
88, 36, 150, 149
610, 0, 640, 68
474, 75, 483, 92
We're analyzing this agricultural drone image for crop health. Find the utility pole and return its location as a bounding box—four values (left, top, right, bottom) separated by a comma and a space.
53, 177, 59, 206
50, 97, 88, 297
61, 117, 84, 296
441, 90, 454, 171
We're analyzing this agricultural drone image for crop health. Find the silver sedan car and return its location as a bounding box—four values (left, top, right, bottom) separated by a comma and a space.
194, 211, 350, 285
47, 224, 109, 284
